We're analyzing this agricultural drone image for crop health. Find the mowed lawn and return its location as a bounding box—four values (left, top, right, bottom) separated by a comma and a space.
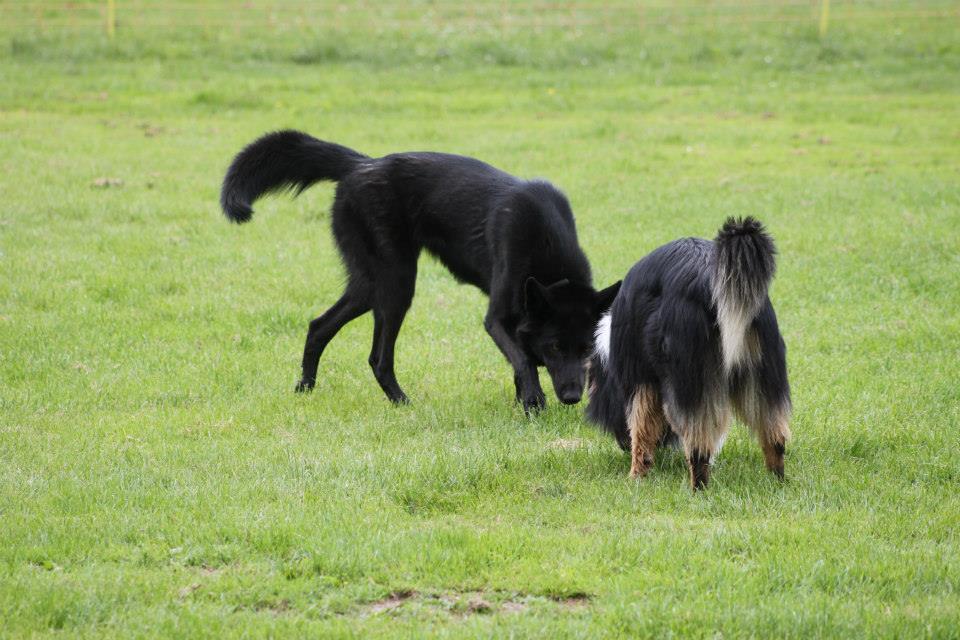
1, 3, 959, 637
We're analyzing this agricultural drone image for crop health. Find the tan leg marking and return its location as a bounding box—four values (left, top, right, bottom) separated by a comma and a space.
758, 414, 791, 479
627, 385, 666, 479
733, 375, 792, 480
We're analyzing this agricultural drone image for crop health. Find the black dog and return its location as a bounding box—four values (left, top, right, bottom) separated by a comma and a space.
221, 130, 620, 412
587, 217, 791, 490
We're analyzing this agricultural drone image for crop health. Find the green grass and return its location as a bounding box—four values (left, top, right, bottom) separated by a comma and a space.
2, 2, 959, 637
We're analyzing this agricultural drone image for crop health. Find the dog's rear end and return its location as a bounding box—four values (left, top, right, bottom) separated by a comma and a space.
713, 218, 791, 484
588, 217, 791, 490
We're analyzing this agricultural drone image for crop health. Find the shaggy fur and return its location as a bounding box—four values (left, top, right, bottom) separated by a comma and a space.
220, 130, 620, 411
586, 217, 791, 490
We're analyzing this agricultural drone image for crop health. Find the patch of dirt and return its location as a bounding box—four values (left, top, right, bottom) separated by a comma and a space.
466, 596, 493, 614
178, 583, 201, 599
554, 594, 591, 609
358, 589, 591, 617
138, 122, 165, 137
92, 177, 124, 188
366, 590, 416, 614
252, 599, 291, 614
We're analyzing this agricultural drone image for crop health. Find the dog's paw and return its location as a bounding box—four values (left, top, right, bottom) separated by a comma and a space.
629, 457, 653, 480
294, 379, 315, 393
521, 391, 547, 416
389, 391, 410, 405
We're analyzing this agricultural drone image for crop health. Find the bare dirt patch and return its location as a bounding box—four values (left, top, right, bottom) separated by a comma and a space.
252, 599, 291, 614
465, 595, 493, 614
359, 589, 591, 617
366, 590, 417, 614
501, 601, 528, 613
553, 593, 591, 609
177, 583, 201, 599
91, 177, 124, 188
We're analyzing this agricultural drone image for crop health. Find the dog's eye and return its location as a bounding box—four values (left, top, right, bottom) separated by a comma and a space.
550, 341, 561, 353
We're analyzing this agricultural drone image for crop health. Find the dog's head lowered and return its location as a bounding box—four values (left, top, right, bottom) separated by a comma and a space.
519, 277, 621, 405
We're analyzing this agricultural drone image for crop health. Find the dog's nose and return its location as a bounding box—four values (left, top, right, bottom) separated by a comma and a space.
559, 388, 582, 405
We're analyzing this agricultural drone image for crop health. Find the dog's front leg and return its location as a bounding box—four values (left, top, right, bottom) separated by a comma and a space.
484, 314, 545, 414
513, 365, 546, 413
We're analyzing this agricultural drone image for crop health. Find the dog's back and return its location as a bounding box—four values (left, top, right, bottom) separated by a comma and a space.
350, 152, 592, 293
588, 217, 791, 490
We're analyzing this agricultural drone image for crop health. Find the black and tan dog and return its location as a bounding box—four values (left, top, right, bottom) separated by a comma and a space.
587, 217, 791, 490
221, 131, 620, 412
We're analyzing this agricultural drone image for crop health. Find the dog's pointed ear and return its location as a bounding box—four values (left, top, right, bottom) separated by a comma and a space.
594, 280, 622, 315
525, 277, 552, 314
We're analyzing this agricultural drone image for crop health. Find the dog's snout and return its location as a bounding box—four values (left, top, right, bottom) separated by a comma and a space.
548, 361, 585, 406
559, 387, 583, 405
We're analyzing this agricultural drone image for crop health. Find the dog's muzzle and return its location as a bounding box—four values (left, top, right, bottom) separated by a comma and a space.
558, 386, 583, 405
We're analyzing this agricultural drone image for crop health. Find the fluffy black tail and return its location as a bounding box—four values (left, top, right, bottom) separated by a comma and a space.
220, 130, 368, 223
711, 216, 777, 371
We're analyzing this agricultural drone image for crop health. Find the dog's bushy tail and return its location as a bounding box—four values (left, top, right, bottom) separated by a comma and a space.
711, 216, 777, 372
220, 130, 368, 223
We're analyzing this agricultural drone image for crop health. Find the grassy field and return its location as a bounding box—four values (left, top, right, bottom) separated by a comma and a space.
2, 2, 959, 637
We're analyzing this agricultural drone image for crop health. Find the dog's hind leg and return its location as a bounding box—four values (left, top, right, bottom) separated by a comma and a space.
626, 385, 666, 479
658, 299, 732, 491
369, 262, 417, 404
732, 374, 791, 480
732, 310, 792, 480
663, 386, 731, 491
368, 308, 383, 370
296, 281, 372, 392
758, 422, 789, 480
